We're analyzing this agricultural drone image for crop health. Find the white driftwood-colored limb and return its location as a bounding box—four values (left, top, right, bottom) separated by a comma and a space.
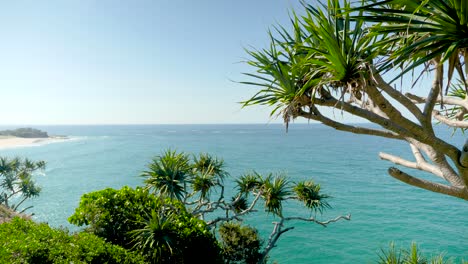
388, 167, 468, 200
284, 214, 351, 227
371, 71, 424, 121
409, 143, 426, 163
433, 111, 468, 128
379, 152, 444, 179
406, 93, 468, 111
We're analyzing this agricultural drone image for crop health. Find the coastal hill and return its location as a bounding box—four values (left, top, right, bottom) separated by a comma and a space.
0, 128, 48, 138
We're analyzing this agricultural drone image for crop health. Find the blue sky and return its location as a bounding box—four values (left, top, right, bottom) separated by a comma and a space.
0, 0, 314, 125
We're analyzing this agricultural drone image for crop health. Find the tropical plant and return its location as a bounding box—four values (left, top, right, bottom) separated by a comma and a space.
144, 150, 350, 263
242, 0, 468, 200
69, 186, 222, 263
141, 149, 191, 201
218, 222, 263, 264
0, 217, 146, 264
376, 242, 458, 264
0, 157, 45, 212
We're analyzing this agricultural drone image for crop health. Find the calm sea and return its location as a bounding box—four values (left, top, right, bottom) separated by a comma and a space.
1, 124, 467, 263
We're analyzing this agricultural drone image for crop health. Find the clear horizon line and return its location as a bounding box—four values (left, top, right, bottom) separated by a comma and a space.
0, 121, 372, 126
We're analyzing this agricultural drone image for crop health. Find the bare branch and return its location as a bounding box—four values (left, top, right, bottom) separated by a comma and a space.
298, 109, 403, 140
371, 71, 424, 121
433, 111, 468, 128
206, 191, 263, 226
406, 93, 468, 111
409, 144, 425, 163
379, 152, 444, 179
387, 167, 468, 200
312, 97, 407, 134
284, 214, 351, 227
364, 82, 425, 136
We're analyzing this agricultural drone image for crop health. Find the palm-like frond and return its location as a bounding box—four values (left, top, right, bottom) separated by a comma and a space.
293, 181, 330, 214
235, 172, 263, 195
0, 157, 45, 211
231, 195, 248, 213
193, 153, 228, 180
242, 0, 376, 127
191, 173, 217, 201
261, 174, 291, 217
141, 150, 191, 201
358, 0, 468, 90
130, 210, 179, 260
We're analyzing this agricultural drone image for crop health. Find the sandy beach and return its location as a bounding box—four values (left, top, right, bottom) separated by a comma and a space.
0, 136, 62, 149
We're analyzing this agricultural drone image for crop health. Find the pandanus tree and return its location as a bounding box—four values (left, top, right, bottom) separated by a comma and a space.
142, 150, 350, 263
242, 0, 468, 200
0, 157, 45, 212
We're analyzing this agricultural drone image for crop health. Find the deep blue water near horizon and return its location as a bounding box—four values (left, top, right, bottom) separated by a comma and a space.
1, 124, 467, 263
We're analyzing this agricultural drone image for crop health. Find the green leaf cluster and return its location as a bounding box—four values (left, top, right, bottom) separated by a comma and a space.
69, 186, 222, 263
377, 242, 464, 264
141, 150, 228, 202
218, 222, 263, 264
237, 172, 331, 217
0, 157, 45, 212
0, 217, 145, 264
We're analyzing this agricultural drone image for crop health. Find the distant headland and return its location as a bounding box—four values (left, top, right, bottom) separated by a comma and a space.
0, 128, 68, 149
0, 128, 49, 138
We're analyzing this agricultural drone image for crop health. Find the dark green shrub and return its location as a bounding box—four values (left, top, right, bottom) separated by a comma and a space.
0, 217, 145, 264
69, 186, 159, 247
69, 186, 223, 263
219, 222, 263, 264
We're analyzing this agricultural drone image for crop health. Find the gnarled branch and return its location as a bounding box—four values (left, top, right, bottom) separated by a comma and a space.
387, 167, 468, 200
379, 152, 444, 179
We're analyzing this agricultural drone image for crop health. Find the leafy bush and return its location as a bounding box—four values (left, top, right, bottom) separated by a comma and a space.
219, 222, 263, 264
0, 217, 145, 264
69, 186, 159, 247
69, 186, 223, 263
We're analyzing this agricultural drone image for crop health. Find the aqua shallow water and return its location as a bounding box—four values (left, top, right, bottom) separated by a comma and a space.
1, 124, 467, 263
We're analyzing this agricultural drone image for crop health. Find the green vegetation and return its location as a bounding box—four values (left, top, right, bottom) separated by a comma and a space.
0, 150, 463, 263
69, 186, 223, 263
0, 128, 48, 138
0, 157, 45, 213
218, 222, 263, 264
242, 0, 468, 200
0, 217, 146, 264
67, 150, 348, 263
377, 242, 466, 264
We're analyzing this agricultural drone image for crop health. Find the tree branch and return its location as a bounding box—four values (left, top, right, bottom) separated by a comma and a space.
206, 191, 262, 226
284, 214, 351, 227
364, 81, 425, 137
379, 152, 444, 179
371, 70, 424, 121
406, 93, 468, 111
298, 109, 403, 140
433, 111, 468, 128
310, 96, 415, 138
387, 167, 468, 200
423, 60, 443, 125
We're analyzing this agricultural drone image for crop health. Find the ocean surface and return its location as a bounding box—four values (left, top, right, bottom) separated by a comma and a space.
0, 124, 467, 263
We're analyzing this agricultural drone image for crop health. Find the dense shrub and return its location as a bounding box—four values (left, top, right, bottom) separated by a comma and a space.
69, 186, 223, 263
0, 217, 145, 264
69, 186, 159, 247
219, 222, 263, 264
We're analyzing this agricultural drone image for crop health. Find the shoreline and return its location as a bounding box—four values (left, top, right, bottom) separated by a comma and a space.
0, 136, 69, 150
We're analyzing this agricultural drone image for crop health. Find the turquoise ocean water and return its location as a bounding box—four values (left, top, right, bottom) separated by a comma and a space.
1, 124, 467, 263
